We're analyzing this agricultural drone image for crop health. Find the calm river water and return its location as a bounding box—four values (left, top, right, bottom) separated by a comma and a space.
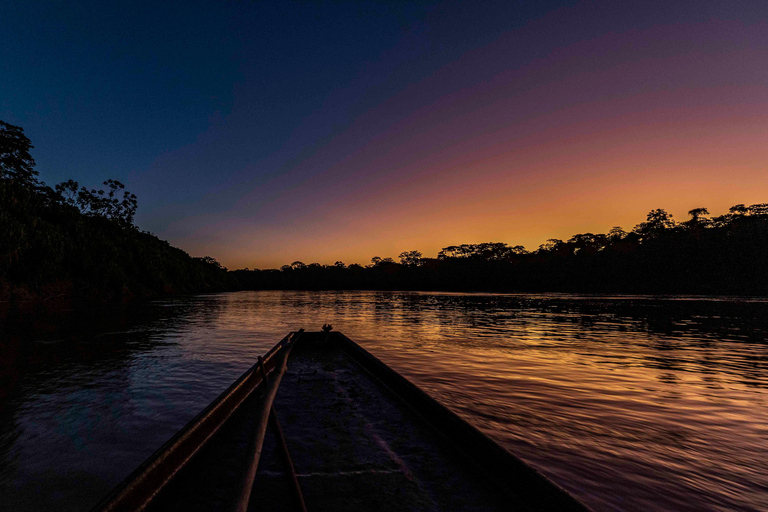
1, 291, 767, 511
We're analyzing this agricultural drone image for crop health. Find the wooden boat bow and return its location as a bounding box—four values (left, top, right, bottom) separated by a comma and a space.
92, 329, 591, 512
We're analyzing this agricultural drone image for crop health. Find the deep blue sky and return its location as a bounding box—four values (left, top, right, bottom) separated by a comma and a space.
5, 2, 534, 198
3, 1, 766, 267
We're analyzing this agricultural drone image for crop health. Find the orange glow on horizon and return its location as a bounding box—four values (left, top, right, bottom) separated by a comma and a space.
169, 17, 768, 269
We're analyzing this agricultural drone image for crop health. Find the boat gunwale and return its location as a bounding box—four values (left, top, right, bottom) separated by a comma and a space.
91, 331, 298, 512
329, 331, 592, 512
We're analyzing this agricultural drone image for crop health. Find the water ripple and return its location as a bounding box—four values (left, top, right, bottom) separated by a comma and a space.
1, 291, 767, 511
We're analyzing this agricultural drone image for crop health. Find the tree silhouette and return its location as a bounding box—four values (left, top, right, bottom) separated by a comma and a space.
0, 121, 38, 186
684, 207, 710, 229
437, 243, 520, 261
568, 233, 607, 250
196, 256, 226, 270
634, 208, 675, 238
55, 178, 138, 227
538, 239, 563, 252
687, 207, 709, 220
607, 226, 626, 242
729, 204, 748, 216
399, 250, 423, 266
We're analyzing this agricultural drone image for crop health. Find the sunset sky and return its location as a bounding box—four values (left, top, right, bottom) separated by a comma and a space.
2, 0, 767, 268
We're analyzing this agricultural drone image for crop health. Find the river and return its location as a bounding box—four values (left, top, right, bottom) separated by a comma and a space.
1, 291, 767, 511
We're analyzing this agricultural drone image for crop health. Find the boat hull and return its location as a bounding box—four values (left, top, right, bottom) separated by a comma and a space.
93, 331, 590, 511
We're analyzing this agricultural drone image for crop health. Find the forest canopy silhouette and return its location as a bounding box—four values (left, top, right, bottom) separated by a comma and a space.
2, 119, 767, 305
235, 199, 768, 295
1, 120, 230, 305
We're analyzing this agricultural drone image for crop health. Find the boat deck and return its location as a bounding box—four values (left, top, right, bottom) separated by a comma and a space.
254, 339, 519, 511
147, 336, 525, 511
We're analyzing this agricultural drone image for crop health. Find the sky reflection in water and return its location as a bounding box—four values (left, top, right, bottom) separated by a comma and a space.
1, 291, 767, 511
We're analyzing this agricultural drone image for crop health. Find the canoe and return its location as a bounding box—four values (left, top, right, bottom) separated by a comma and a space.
92, 330, 591, 512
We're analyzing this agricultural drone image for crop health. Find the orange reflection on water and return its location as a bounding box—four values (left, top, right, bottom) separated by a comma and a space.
3, 291, 768, 512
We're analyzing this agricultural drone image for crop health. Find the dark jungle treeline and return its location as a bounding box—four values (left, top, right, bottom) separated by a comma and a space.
234, 205, 768, 295
1, 121, 231, 306
3, 120, 767, 304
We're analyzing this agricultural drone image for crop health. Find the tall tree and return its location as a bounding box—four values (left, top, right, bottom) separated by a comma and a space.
399, 250, 423, 266
634, 208, 675, 237
685, 207, 710, 228
0, 121, 38, 186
